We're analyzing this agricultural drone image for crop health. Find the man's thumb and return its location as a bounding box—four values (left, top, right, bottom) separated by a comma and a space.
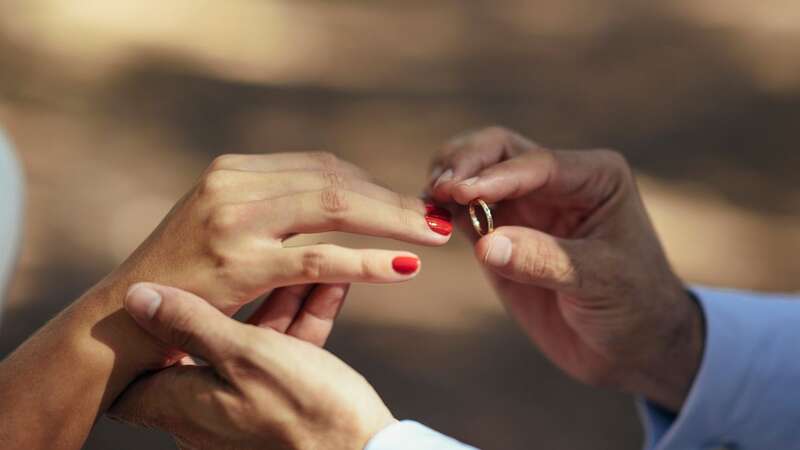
125, 282, 239, 364
475, 226, 588, 293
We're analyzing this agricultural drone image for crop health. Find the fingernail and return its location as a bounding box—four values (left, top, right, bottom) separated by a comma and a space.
485, 235, 513, 267
433, 169, 453, 189
425, 202, 452, 220
392, 256, 420, 275
429, 166, 444, 183
426, 216, 453, 236
126, 284, 162, 320
459, 176, 479, 187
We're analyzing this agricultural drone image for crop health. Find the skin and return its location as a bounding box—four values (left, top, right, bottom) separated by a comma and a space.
428, 127, 704, 411
109, 128, 705, 450
0, 152, 450, 450
109, 283, 395, 450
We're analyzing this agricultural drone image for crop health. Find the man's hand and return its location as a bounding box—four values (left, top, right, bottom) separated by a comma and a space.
109, 282, 395, 450
429, 127, 704, 411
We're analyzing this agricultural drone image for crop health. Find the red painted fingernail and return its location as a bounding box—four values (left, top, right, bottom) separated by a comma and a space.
426, 216, 453, 236
425, 202, 452, 220
392, 256, 420, 274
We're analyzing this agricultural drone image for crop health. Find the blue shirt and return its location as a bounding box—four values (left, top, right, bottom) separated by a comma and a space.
0, 132, 23, 322
367, 287, 800, 450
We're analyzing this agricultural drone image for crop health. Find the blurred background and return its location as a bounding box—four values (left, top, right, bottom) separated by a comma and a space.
2, 0, 800, 448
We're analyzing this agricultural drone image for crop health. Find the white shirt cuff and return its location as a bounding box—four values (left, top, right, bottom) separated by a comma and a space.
365, 420, 478, 450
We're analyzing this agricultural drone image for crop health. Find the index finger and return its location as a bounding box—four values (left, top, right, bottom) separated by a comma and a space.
210, 151, 373, 181
429, 127, 534, 202
448, 148, 632, 208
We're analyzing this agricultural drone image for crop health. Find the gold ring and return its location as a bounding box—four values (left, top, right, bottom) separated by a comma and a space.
468, 199, 494, 236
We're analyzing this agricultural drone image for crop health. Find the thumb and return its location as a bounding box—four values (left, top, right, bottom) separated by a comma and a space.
475, 226, 590, 293
125, 282, 242, 365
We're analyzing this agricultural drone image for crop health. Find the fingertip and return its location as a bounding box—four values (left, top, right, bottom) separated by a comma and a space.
326, 282, 351, 299
432, 168, 454, 190
392, 255, 422, 276
429, 187, 452, 205
125, 282, 163, 321
126, 281, 157, 297
474, 231, 513, 268
427, 165, 444, 186
431, 168, 472, 205
425, 215, 454, 239
304, 283, 350, 318
451, 183, 479, 205
430, 178, 471, 206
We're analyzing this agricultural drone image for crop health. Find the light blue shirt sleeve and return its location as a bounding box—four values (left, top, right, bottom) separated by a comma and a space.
368, 286, 800, 450
365, 421, 478, 450
639, 287, 800, 450
0, 130, 24, 322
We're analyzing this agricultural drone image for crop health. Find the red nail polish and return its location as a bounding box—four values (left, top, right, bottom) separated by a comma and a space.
425, 202, 452, 220
426, 216, 453, 236
392, 256, 420, 274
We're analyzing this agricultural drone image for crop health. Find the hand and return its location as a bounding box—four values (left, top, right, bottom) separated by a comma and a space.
101, 152, 453, 366
428, 127, 703, 411
0, 151, 446, 450
109, 283, 394, 450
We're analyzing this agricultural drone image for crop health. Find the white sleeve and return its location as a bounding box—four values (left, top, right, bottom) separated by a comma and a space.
0, 130, 24, 321
365, 421, 479, 450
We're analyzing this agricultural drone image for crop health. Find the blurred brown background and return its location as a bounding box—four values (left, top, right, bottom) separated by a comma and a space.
2, 1, 800, 449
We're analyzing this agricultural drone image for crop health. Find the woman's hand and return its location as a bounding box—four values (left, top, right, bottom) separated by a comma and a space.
0, 151, 452, 450
109, 283, 394, 450
104, 151, 453, 366
428, 127, 703, 411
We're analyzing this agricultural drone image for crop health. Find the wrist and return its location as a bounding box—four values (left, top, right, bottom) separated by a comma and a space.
352, 408, 397, 450
628, 286, 705, 412
0, 273, 174, 448
72, 275, 179, 373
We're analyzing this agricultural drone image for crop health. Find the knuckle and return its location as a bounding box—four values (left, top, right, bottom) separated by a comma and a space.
541, 148, 559, 166
207, 244, 241, 274
209, 154, 243, 171
444, 132, 470, 152
520, 241, 553, 280
206, 204, 243, 237
319, 188, 349, 217
198, 169, 233, 198
597, 149, 632, 176
558, 256, 582, 288
308, 151, 339, 169
483, 125, 512, 138
321, 168, 349, 191
394, 194, 417, 229
531, 149, 559, 175
358, 253, 378, 280
482, 125, 514, 146
300, 246, 333, 280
